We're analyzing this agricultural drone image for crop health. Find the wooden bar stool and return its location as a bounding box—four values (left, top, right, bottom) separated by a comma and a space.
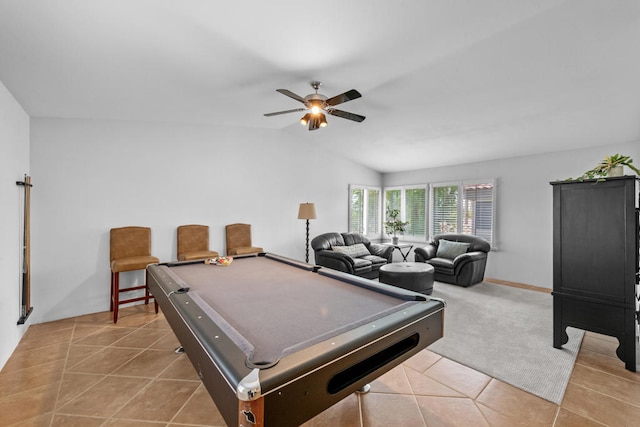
110, 226, 159, 323
177, 224, 219, 261
225, 223, 263, 256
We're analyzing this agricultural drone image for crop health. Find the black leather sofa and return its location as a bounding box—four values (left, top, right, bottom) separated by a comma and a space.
311, 232, 393, 279
414, 233, 490, 287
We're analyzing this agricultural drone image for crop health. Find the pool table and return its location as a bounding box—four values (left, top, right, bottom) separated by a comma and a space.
146, 253, 444, 427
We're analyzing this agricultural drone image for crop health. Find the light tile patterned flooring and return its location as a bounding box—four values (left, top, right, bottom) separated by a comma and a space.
1, 303, 639, 426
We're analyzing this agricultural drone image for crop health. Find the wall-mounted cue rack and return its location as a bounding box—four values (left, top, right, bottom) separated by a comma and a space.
16, 174, 33, 324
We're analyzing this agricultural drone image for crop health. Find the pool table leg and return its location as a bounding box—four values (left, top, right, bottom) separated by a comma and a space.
239, 397, 264, 427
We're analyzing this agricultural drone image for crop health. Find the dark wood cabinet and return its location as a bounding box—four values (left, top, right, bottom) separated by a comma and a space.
551, 176, 638, 371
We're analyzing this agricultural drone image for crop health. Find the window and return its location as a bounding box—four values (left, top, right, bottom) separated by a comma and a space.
350, 187, 364, 233
431, 184, 459, 234
430, 180, 495, 245
349, 185, 381, 236
462, 183, 494, 243
405, 187, 427, 237
350, 180, 494, 244
384, 186, 427, 240
385, 189, 401, 213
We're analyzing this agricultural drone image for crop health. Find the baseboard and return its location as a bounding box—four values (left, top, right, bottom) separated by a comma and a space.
484, 277, 551, 294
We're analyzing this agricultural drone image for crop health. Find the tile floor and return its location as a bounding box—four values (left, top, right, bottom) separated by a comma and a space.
1, 302, 639, 426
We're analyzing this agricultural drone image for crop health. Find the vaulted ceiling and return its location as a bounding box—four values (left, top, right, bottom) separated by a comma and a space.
1, 0, 638, 172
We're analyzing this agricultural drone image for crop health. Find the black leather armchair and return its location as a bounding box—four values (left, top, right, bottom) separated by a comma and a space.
414, 234, 490, 287
311, 232, 393, 279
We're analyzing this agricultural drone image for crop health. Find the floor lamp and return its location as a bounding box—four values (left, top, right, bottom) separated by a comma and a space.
297, 203, 317, 263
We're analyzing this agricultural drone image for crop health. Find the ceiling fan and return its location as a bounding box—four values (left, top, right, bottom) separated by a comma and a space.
264, 81, 365, 131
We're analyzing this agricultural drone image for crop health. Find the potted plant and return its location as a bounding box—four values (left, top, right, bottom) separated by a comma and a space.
576, 153, 640, 181
384, 206, 409, 245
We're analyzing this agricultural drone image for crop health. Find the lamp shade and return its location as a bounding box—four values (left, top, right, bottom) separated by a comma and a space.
297, 203, 317, 220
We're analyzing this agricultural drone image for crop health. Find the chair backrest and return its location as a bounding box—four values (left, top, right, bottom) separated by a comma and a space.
341, 232, 371, 247
110, 226, 152, 261
225, 223, 252, 251
310, 232, 346, 251
432, 233, 491, 253
177, 224, 209, 256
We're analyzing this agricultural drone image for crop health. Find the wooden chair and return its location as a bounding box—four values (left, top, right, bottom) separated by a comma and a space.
110, 226, 159, 323
225, 223, 263, 256
177, 224, 219, 261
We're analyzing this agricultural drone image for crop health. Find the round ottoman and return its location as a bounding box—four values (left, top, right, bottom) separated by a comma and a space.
378, 262, 435, 295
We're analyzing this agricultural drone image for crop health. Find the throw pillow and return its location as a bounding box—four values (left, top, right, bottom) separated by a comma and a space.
332, 243, 370, 258
436, 239, 470, 259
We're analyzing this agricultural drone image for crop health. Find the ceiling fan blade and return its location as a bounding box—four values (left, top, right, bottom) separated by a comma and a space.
325, 89, 362, 106
264, 108, 306, 117
326, 108, 366, 122
276, 89, 307, 104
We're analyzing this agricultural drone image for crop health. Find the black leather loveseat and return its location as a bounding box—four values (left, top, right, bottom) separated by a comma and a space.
414, 233, 490, 287
311, 232, 393, 279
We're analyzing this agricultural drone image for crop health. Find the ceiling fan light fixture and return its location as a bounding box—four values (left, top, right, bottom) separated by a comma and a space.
300, 113, 311, 125
310, 104, 321, 115
319, 113, 328, 127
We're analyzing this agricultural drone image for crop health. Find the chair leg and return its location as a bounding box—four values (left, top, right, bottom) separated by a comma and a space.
110, 272, 115, 312
112, 271, 119, 324
112, 270, 158, 323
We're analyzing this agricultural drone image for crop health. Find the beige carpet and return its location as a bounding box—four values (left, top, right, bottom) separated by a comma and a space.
427, 281, 584, 404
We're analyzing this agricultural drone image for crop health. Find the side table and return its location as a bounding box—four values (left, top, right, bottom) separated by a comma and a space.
382, 243, 414, 262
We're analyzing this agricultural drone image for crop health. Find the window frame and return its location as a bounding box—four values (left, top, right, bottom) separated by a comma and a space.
383, 184, 428, 241
348, 184, 382, 238
461, 181, 495, 244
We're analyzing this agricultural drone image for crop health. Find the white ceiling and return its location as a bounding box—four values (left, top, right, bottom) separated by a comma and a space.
1, 0, 639, 173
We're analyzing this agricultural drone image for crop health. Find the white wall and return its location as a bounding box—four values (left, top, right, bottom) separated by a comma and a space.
29, 118, 381, 323
383, 141, 640, 288
0, 80, 30, 369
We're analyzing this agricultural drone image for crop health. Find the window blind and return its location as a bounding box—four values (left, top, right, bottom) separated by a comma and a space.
463, 183, 494, 243
349, 187, 364, 234
349, 185, 381, 236
366, 189, 380, 234
405, 187, 426, 237
432, 185, 458, 234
